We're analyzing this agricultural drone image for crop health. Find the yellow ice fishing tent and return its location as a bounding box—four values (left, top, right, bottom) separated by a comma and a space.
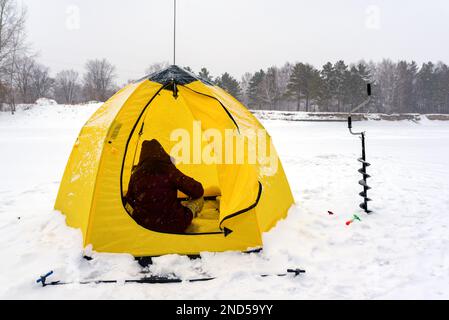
55, 66, 294, 257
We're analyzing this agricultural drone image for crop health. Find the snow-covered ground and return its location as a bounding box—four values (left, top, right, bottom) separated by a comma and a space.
1, 104, 449, 300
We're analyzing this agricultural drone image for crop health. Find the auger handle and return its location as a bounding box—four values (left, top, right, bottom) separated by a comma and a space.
350, 83, 372, 115
348, 83, 371, 135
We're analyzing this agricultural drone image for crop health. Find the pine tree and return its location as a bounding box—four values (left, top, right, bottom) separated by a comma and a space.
286, 63, 305, 111
247, 70, 266, 109
433, 62, 449, 114
198, 67, 213, 83
302, 64, 321, 112
416, 62, 435, 113
286, 63, 321, 112
216, 72, 241, 99
333, 60, 349, 112
318, 62, 337, 111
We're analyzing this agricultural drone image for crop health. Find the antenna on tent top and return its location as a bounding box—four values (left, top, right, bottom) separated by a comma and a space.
173, 0, 177, 65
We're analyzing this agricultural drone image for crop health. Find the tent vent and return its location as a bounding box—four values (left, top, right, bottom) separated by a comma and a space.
110, 123, 122, 140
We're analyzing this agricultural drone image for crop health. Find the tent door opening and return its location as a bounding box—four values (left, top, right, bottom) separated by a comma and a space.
121, 87, 227, 235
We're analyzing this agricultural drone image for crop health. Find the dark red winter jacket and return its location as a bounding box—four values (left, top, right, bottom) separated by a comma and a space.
125, 140, 204, 233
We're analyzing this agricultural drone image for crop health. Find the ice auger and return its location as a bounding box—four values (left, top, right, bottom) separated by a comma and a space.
348, 84, 372, 214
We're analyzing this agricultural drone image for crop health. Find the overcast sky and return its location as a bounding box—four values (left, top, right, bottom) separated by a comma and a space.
21, 0, 449, 84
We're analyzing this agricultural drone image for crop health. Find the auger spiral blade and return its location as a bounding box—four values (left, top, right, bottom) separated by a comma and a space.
359, 203, 373, 214
358, 180, 372, 189
358, 168, 371, 178
358, 158, 371, 166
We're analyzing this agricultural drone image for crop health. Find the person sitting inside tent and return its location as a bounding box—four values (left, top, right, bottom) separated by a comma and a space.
125, 139, 204, 233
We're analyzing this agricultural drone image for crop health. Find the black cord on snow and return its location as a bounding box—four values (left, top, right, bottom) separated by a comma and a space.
36, 269, 306, 287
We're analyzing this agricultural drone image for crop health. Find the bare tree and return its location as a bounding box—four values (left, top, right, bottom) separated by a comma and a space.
13, 55, 34, 103
260, 67, 281, 109
55, 70, 80, 104
0, 80, 7, 110
239, 72, 253, 105
0, 0, 28, 113
278, 63, 293, 98
83, 58, 117, 102
373, 59, 397, 114
145, 61, 170, 75
30, 63, 53, 100
13, 56, 53, 103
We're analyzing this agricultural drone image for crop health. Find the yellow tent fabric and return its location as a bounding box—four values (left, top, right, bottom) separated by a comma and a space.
55, 66, 294, 257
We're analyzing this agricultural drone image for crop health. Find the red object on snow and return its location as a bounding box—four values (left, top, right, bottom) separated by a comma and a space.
346, 221, 352, 226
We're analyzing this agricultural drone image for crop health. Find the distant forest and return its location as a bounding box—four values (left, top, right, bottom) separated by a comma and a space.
1, 0, 448, 114
198, 60, 449, 114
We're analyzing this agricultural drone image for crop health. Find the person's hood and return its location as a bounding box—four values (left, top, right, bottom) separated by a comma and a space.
138, 139, 172, 165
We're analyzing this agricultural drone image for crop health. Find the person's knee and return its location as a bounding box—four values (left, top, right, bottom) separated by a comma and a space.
182, 197, 204, 217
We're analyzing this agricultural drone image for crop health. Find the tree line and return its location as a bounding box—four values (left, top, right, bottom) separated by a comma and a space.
1, 0, 448, 115
204, 60, 449, 114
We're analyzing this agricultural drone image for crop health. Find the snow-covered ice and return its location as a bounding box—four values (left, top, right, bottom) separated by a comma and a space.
1, 104, 449, 299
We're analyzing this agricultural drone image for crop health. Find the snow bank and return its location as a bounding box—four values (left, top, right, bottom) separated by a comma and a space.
252, 110, 449, 122
1, 103, 449, 299
35, 98, 58, 106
